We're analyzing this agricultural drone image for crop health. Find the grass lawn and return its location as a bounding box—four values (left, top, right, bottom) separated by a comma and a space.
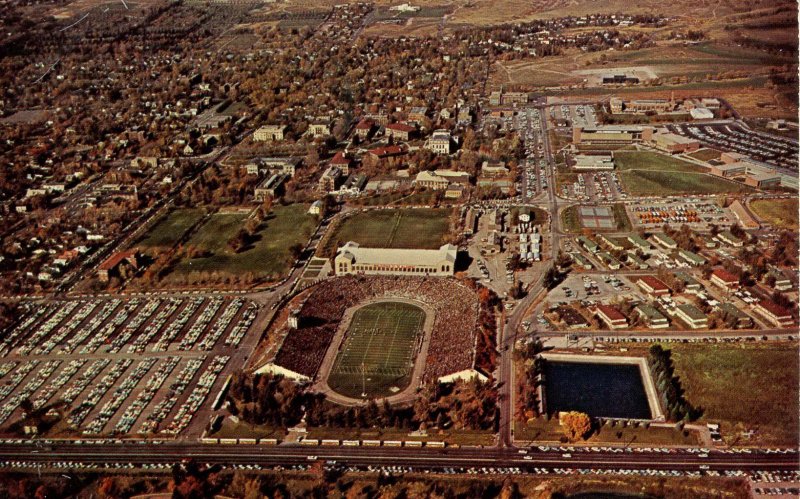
560, 205, 581, 233
614, 151, 705, 173
669, 342, 799, 446
321, 208, 452, 256
619, 169, 752, 196
515, 418, 697, 446
611, 203, 632, 231
306, 426, 495, 446
327, 301, 426, 399
136, 208, 206, 249
169, 204, 316, 282
687, 148, 722, 162
750, 198, 799, 230
611, 153, 752, 196
210, 419, 286, 440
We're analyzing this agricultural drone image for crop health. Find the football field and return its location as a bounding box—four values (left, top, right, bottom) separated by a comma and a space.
327, 301, 426, 399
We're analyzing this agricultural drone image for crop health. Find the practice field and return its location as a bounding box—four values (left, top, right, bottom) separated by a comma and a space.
327, 301, 426, 399
167, 204, 316, 283
321, 208, 452, 256
670, 342, 799, 446
136, 208, 206, 249
613, 151, 751, 196
750, 198, 799, 230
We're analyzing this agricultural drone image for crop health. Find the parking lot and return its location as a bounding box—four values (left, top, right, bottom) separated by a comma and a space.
0, 296, 261, 438
666, 123, 798, 170
547, 273, 641, 306
550, 104, 597, 129
625, 199, 732, 229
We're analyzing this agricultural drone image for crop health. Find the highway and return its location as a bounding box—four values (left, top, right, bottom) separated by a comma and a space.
1, 442, 797, 473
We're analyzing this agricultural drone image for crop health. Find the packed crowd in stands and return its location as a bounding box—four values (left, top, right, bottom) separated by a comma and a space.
272, 276, 487, 383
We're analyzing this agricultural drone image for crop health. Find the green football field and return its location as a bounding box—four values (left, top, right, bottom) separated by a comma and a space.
327, 301, 426, 399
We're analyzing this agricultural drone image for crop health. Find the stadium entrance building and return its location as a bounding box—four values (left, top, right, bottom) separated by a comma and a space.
334, 242, 457, 277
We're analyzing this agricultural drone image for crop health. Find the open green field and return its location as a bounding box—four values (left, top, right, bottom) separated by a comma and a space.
327, 301, 426, 399
168, 204, 316, 282
516, 418, 698, 446
322, 208, 452, 256
687, 148, 722, 162
750, 198, 799, 230
136, 208, 206, 248
614, 151, 751, 196
669, 342, 799, 446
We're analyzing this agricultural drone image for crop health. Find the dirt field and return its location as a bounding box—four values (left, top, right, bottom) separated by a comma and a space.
749, 198, 799, 230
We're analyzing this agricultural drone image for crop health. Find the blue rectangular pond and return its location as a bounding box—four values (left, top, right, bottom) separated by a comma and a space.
543, 361, 652, 420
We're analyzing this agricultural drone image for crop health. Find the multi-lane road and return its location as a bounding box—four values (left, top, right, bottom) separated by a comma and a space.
1, 441, 797, 474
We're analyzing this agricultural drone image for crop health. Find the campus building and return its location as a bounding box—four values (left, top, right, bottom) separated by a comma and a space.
415, 170, 470, 190
426, 129, 451, 154
637, 276, 670, 296
573, 154, 615, 171
596, 304, 627, 330
754, 300, 794, 328
254, 125, 286, 142
676, 303, 708, 329
635, 304, 669, 329
572, 125, 654, 144
650, 132, 700, 154
710, 268, 739, 291
334, 242, 457, 277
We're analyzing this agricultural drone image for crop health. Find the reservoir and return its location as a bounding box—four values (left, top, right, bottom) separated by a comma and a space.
543, 361, 652, 419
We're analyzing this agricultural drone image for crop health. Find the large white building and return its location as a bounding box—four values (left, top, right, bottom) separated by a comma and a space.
334, 242, 457, 277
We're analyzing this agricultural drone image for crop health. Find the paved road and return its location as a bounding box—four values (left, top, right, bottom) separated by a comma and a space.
2, 442, 797, 473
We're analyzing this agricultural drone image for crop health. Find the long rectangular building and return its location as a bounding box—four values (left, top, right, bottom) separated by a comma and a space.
334, 242, 457, 277
573, 125, 654, 144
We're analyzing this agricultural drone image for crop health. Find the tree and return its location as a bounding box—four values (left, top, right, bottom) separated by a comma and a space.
561, 411, 592, 441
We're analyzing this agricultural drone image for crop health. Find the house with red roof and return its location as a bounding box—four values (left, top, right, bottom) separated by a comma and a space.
97, 250, 141, 283
354, 118, 374, 140
384, 122, 416, 141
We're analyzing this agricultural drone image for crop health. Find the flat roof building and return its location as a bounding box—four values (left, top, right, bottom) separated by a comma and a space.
710, 268, 739, 291
753, 300, 794, 328
573, 125, 654, 144
675, 272, 702, 292
627, 234, 652, 252
678, 250, 706, 267
676, 303, 708, 329
415, 170, 470, 190
573, 154, 615, 171
637, 276, 670, 296
596, 304, 627, 330
635, 304, 669, 329
651, 132, 700, 154
652, 233, 677, 249
717, 231, 744, 247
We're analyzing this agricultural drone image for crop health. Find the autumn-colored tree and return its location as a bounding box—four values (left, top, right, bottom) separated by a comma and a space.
561, 411, 592, 441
